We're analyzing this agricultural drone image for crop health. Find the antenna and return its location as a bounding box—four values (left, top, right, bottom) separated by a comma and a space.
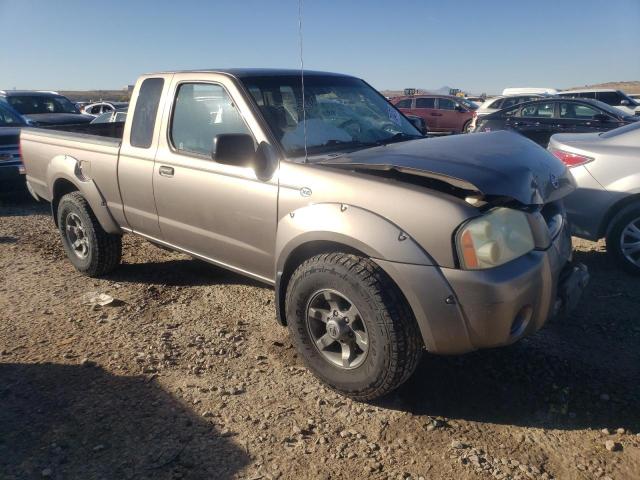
298, 0, 308, 162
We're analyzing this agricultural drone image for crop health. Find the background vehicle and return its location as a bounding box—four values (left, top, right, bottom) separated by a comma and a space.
475, 98, 639, 146
90, 109, 128, 124
391, 94, 476, 133
476, 94, 546, 118
82, 101, 129, 117
21, 69, 585, 400
557, 89, 640, 116
502, 87, 558, 96
0, 102, 26, 183
0, 90, 93, 126
549, 122, 640, 274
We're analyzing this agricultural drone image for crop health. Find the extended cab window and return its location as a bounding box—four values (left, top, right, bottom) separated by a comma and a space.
170, 83, 251, 156
130, 78, 164, 148
395, 98, 412, 108
415, 98, 435, 108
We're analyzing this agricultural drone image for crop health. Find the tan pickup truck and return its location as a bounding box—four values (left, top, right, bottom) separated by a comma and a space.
21, 69, 588, 399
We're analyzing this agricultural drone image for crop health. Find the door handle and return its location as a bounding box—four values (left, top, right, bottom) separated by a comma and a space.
159, 166, 174, 177
430, 112, 442, 116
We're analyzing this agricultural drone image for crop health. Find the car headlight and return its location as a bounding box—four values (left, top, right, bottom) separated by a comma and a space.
456, 208, 534, 270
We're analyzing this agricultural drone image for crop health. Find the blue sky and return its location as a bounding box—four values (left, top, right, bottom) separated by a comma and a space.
1, 0, 639, 94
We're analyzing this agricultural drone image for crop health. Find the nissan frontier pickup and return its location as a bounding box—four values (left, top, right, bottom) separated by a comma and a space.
21, 69, 588, 399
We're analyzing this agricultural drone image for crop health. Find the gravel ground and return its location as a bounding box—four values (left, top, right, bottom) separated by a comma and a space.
1, 190, 639, 480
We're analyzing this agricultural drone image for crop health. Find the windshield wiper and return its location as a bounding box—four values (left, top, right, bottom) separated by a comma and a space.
380, 132, 423, 145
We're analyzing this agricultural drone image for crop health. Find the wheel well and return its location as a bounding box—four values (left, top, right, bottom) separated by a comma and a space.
51, 179, 79, 226
599, 193, 640, 238
276, 241, 364, 326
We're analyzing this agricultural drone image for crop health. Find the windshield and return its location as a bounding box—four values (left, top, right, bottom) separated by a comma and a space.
0, 104, 26, 126
242, 75, 421, 156
459, 98, 478, 110
7, 95, 80, 114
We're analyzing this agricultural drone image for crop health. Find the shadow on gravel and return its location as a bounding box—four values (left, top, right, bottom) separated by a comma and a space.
0, 363, 249, 480
381, 252, 640, 432
108, 259, 266, 289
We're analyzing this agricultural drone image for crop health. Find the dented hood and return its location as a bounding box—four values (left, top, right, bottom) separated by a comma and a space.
318, 131, 575, 206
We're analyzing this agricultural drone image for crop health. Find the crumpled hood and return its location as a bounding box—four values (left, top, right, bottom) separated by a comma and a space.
24, 113, 93, 126
318, 131, 575, 206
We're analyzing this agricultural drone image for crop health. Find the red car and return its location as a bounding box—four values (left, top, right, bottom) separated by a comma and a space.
391, 95, 477, 134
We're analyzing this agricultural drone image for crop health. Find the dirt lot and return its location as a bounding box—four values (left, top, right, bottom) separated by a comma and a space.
1, 190, 639, 480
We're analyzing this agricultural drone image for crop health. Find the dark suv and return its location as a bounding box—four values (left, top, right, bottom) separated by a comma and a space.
0, 90, 93, 127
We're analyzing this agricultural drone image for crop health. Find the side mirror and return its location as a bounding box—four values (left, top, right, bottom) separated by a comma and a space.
212, 133, 255, 167
407, 115, 427, 135
593, 113, 611, 122
620, 99, 630, 106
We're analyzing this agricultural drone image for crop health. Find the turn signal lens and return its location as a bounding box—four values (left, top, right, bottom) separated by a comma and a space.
456, 208, 535, 270
550, 148, 594, 168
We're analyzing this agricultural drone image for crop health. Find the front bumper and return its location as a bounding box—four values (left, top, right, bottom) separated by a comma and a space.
376, 217, 588, 355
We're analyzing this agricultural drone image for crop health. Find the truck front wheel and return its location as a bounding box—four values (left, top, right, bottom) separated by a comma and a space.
57, 192, 122, 277
285, 252, 422, 400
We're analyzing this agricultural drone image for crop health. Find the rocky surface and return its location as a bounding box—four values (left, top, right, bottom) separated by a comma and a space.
1, 193, 639, 479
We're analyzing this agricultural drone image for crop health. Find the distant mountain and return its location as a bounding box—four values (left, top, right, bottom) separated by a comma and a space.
566, 81, 640, 94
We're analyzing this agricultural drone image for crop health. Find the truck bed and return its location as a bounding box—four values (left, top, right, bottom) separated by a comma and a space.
20, 126, 122, 204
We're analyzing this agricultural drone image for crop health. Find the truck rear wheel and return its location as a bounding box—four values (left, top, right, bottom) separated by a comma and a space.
285, 252, 422, 400
57, 192, 122, 277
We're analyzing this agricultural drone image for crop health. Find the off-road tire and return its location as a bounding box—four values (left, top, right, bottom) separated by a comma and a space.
57, 192, 122, 277
285, 252, 423, 400
606, 203, 640, 275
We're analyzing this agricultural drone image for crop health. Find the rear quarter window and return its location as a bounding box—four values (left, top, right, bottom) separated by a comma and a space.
130, 78, 164, 149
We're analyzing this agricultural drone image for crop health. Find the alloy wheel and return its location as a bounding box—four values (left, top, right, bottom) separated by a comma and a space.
305, 289, 369, 369
65, 212, 90, 259
620, 217, 640, 268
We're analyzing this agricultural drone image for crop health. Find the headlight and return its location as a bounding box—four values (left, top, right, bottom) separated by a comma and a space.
456, 208, 534, 270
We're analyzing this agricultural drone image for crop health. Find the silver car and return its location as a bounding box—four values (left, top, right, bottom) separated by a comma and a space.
549, 122, 640, 274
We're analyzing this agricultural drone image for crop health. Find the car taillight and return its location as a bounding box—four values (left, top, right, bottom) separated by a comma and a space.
550, 148, 594, 168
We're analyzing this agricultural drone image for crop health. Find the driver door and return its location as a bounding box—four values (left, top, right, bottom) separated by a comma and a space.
152, 75, 279, 282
